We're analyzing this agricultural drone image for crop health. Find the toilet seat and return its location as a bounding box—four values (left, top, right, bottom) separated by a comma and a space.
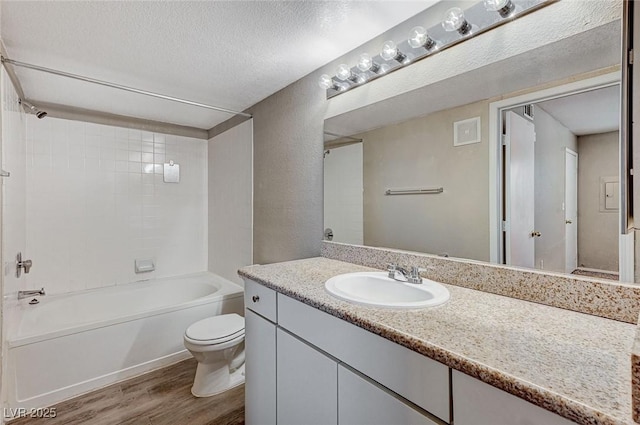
184, 314, 245, 346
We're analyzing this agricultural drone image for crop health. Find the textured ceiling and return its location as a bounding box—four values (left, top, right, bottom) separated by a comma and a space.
537, 85, 620, 136
1, 0, 434, 129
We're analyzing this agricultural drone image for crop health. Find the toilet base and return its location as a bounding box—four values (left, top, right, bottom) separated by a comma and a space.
191, 363, 245, 398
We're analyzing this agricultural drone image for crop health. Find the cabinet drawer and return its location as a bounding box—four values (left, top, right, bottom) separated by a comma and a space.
243, 279, 277, 322
278, 294, 450, 423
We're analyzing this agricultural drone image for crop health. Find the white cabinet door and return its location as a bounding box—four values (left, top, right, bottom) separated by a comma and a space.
452, 371, 574, 425
277, 328, 338, 425
245, 309, 276, 425
338, 365, 439, 425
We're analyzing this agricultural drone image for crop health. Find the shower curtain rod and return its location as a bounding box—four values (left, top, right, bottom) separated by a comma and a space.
1, 56, 252, 118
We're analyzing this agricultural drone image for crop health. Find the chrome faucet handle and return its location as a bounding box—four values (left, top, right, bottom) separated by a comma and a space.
407, 266, 423, 284
410, 266, 423, 276
23, 259, 33, 273
387, 263, 397, 278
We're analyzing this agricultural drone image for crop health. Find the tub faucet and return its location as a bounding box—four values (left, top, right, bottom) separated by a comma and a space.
387, 264, 424, 284
18, 288, 45, 300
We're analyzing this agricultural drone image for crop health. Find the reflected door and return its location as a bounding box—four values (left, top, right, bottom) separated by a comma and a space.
323, 144, 364, 245
505, 111, 536, 268
564, 149, 578, 273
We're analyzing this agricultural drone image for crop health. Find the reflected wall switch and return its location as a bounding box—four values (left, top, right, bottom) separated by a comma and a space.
135, 259, 155, 273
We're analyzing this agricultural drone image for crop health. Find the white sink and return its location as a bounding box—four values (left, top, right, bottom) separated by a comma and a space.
325, 272, 450, 309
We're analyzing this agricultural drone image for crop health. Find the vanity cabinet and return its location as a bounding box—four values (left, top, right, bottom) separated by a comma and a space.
244, 279, 448, 425
277, 292, 450, 422
244, 278, 576, 425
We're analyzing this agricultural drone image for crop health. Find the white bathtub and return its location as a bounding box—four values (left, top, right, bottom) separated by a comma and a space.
5, 272, 244, 410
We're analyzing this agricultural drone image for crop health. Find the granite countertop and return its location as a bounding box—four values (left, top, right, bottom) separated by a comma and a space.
239, 257, 637, 425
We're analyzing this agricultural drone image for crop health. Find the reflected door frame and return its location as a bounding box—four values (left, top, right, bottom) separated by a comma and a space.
564, 148, 578, 273
487, 71, 634, 281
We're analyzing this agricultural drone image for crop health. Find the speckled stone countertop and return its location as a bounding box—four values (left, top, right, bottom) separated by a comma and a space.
238, 257, 637, 425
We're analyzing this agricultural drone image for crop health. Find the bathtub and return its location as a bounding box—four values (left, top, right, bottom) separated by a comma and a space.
5, 272, 244, 410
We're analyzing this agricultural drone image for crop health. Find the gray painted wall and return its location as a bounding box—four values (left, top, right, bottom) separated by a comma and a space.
245, 78, 325, 265
361, 100, 489, 261
533, 107, 577, 272
578, 131, 619, 271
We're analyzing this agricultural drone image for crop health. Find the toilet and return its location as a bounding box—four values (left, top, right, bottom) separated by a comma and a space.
183, 313, 245, 397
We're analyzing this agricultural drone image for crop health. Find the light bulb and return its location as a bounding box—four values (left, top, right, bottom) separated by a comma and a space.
484, 0, 515, 17
357, 53, 373, 72
318, 74, 334, 90
381, 41, 397, 61
442, 7, 471, 35
336, 64, 352, 81
380, 40, 405, 63
408, 26, 436, 50
357, 53, 380, 73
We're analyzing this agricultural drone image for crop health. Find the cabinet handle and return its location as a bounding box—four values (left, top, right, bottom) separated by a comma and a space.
252, 295, 260, 303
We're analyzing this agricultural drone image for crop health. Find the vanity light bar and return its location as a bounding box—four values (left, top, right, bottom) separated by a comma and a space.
320, 0, 553, 99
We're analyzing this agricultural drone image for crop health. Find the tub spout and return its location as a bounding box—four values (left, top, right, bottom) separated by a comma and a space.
18, 288, 45, 300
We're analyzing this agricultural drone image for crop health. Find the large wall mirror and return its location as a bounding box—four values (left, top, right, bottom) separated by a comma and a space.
323, 1, 629, 281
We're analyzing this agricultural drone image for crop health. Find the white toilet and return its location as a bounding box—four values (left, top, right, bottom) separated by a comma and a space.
183, 313, 246, 397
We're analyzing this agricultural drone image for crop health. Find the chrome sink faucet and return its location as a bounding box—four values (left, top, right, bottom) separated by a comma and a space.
387, 264, 424, 284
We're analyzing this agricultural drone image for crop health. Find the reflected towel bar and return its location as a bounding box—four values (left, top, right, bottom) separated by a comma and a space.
385, 188, 443, 195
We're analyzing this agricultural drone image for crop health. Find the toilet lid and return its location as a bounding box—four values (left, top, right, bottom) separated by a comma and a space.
185, 313, 245, 343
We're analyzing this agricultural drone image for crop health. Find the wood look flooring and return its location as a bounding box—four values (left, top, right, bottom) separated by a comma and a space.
8, 359, 244, 425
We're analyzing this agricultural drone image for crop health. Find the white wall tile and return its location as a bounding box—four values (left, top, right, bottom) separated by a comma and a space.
23, 117, 208, 295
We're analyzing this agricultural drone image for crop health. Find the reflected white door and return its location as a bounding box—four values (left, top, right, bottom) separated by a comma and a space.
564, 149, 578, 273
505, 111, 536, 268
323, 144, 363, 245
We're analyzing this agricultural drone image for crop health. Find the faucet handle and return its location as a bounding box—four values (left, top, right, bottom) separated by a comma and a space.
23, 260, 33, 273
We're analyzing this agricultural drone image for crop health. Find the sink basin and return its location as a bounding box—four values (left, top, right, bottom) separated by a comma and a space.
325, 272, 450, 309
